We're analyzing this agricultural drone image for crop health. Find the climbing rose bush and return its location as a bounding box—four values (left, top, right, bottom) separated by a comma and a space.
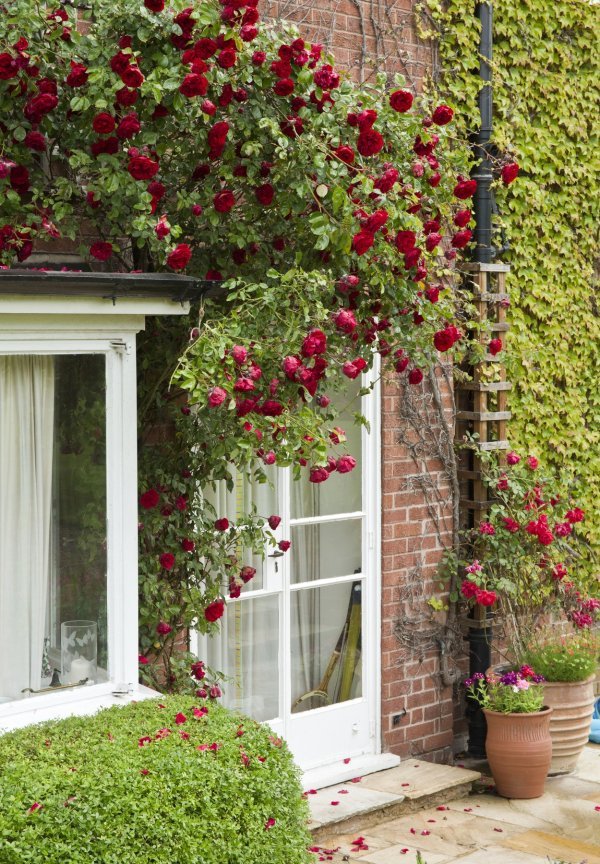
0, 0, 484, 687
441, 446, 598, 656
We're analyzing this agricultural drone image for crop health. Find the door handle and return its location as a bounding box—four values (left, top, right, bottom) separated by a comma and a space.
268, 550, 284, 558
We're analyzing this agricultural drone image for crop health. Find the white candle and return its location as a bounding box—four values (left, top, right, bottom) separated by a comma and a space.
69, 657, 93, 684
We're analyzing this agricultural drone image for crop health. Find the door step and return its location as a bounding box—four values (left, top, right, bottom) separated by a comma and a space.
308, 759, 481, 844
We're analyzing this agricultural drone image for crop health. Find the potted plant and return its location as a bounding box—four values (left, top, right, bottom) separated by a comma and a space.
465, 666, 552, 798
521, 629, 599, 774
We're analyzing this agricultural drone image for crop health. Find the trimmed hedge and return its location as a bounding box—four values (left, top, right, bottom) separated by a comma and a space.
0, 697, 312, 864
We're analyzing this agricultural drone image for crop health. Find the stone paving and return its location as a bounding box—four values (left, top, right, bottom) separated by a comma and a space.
310, 744, 600, 864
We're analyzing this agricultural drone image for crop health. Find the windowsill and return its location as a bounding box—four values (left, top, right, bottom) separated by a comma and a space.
0, 681, 158, 733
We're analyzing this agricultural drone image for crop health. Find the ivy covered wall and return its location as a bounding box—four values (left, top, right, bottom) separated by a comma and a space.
423, 0, 600, 564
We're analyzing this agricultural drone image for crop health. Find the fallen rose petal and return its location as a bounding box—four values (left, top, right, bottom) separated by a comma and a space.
343, 757, 351, 764
410, 828, 416, 835
436, 805, 449, 811
338, 789, 349, 794
305, 789, 318, 794
330, 800, 339, 805
595, 805, 600, 811
401, 782, 411, 787
493, 828, 503, 832
400, 850, 409, 855
349, 776, 362, 783
421, 830, 431, 836
427, 819, 436, 822
464, 807, 473, 812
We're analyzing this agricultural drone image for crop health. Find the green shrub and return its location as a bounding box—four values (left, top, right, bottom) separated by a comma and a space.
523, 632, 599, 683
0, 697, 312, 864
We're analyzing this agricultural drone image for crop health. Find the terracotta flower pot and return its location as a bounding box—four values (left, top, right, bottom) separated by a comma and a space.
542, 676, 596, 775
484, 706, 553, 798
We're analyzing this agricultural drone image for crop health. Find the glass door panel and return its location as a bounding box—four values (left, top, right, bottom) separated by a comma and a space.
209, 593, 280, 722
291, 581, 362, 713
290, 519, 362, 583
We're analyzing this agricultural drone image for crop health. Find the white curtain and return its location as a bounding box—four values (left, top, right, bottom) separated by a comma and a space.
0, 356, 55, 700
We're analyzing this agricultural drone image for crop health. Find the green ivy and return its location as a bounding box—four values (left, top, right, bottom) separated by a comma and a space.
422, 0, 600, 569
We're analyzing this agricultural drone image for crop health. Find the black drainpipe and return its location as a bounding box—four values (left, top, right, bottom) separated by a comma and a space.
471, 1, 495, 263
466, 0, 494, 758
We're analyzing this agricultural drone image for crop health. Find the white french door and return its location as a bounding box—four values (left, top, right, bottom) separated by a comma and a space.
199, 376, 380, 772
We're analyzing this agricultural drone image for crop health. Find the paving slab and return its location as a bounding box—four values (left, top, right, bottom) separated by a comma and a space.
360, 760, 481, 800
572, 742, 600, 784
367, 806, 527, 858
441, 844, 551, 864
444, 795, 558, 831
359, 843, 451, 863
501, 829, 600, 864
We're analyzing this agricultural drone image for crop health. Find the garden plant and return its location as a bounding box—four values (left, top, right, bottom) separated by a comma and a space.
0, 696, 312, 864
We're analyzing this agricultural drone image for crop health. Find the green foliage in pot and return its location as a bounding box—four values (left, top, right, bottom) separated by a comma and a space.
0, 696, 312, 864
522, 630, 599, 683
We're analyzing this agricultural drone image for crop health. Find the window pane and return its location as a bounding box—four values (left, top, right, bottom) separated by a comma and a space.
291, 381, 362, 519
291, 581, 362, 713
205, 594, 279, 722
0, 355, 107, 702
290, 519, 362, 584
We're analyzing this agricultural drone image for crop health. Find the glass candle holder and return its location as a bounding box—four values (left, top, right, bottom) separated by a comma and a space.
61, 620, 97, 685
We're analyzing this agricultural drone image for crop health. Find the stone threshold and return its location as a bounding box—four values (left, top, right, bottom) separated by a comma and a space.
308, 759, 481, 844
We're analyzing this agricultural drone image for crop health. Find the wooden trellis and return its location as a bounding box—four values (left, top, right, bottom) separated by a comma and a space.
456, 262, 512, 530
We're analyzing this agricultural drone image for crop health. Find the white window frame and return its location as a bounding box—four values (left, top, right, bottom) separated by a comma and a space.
0, 331, 139, 727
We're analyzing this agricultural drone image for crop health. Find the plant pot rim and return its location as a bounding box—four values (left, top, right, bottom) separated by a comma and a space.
483, 706, 553, 718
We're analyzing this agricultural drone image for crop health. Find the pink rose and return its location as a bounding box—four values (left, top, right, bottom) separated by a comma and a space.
207, 387, 227, 408
336, 455, 356, 474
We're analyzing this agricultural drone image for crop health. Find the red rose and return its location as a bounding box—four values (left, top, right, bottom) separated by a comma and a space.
357, 128, 384, 157
260, 400, 284, 416
526, 455, 539, 470
268, 515, 281, 530
488, 338, 503, 356
159, 552, 175, 570
166, 243, 192, 271
375, 167, 399, 192
140, 488, 160, 509
181, 538, 195, 552
0, 52, 18, 80
156, 621, 172, 635
240, 24, 258, 41
333, 309, 357, 333
475, 589, 496, 607
214, 518, 229, 531
453, 177, 477, 199
309, 466, 329, 483
431, 104, 454, 125
89, 241, 113, 261
9, 165, 30, 191
454, 209, 472, 228
179, 73, 208, 97
24, 92, 58, 122
120, 65, 144, 88
115, 86, 138, 106
389, 89, 413, 112
408, 368, 423, 386
128, 155, 159, 180
208, 120, 229, 157
501, 162, 519, 185
342, 358, 367, 379
93, 112, 116, 134
395, 230, 416, 253
352, 231, 375, 256
208, 387, 227, 408
334, 145, 355, 164
364, 209, 388, 233
273, 77, 294, 96
252, 50, 267, 65
116, 112, 141, 139
502, 517, 520, 533
217, 48, 237, 69
278, 540, 291, 552
23, 130, 46, 151
282, 355, 301, 379
213, 190, 235, 212
66, 61, 88, 87
566, 507, 585, 524
460, 580, 478, 599
301, 329, 327, 357
144, 0, 165, 11
110, 52, 130, 74
433, 326, 461, 353
506, 451, 520, 465
336, 455, 356, 474
357, 109, 377, 130
91, 137, 119, 157
204, 599, 225, 622
240, 566, 256, 583
425, 232, 442, 252
255, 183, 274, 206
451, 228, 473, 249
